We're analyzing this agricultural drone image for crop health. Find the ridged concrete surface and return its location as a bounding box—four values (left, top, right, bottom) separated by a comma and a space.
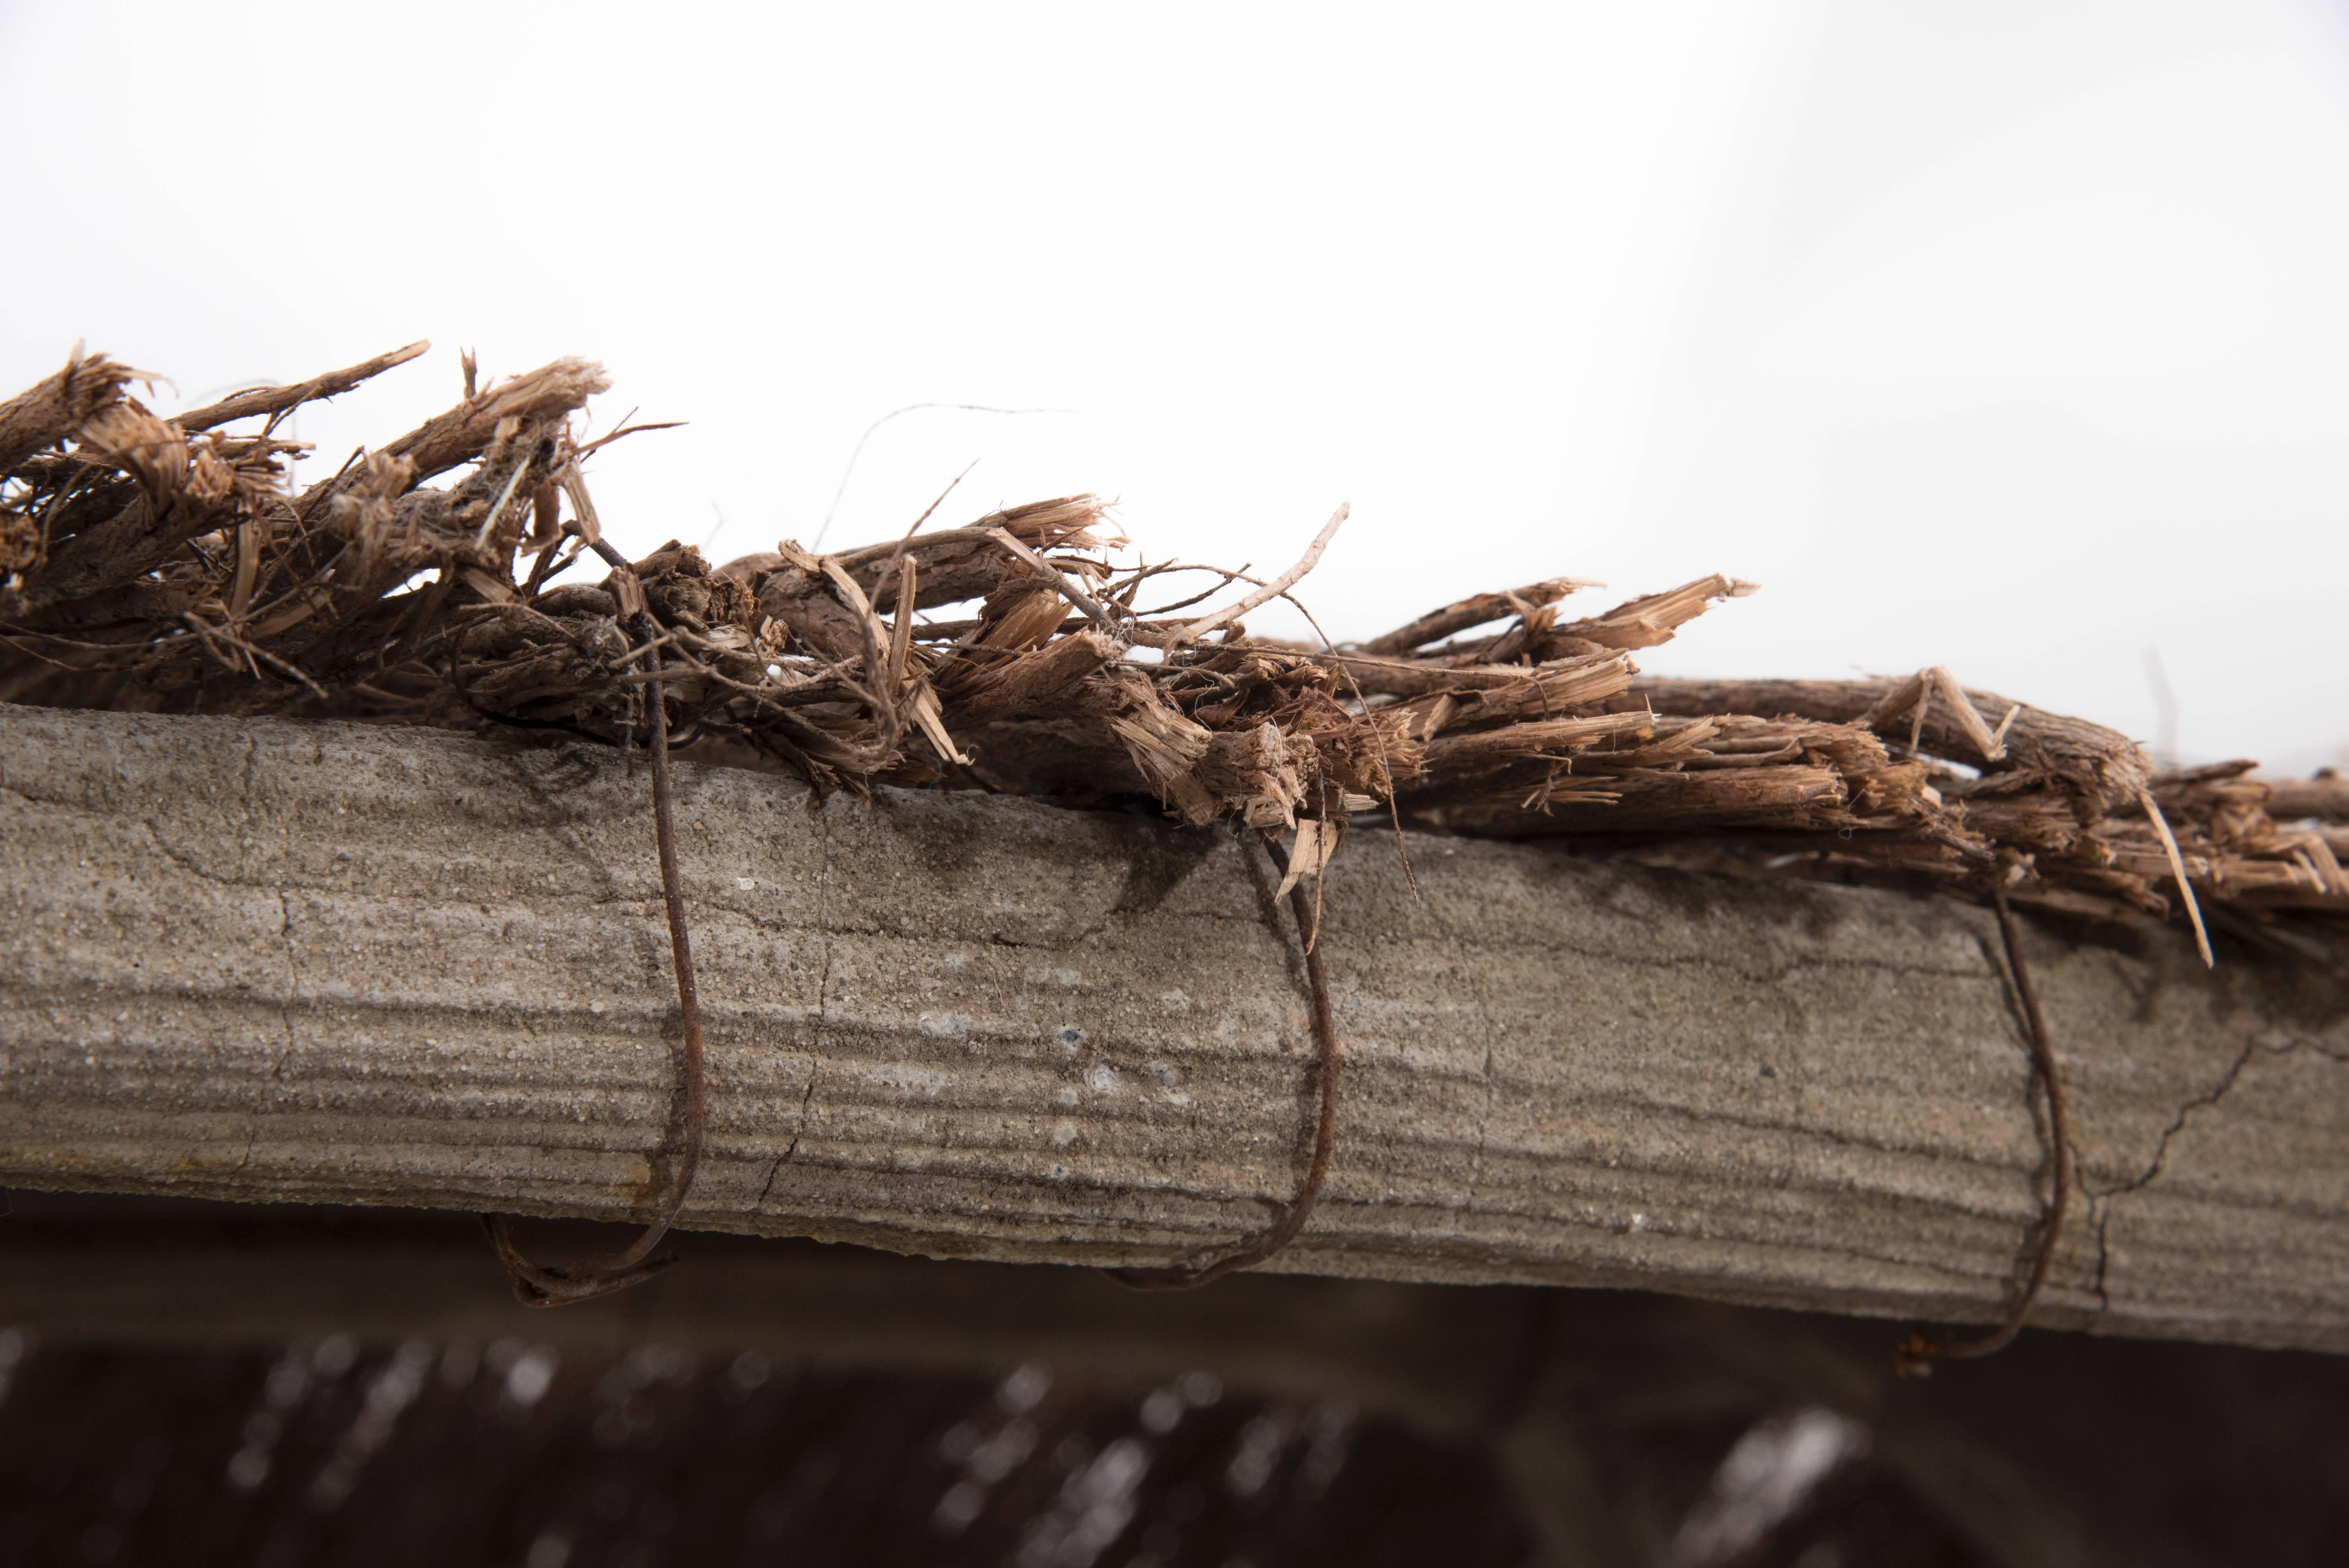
2, 704, 2342, 1351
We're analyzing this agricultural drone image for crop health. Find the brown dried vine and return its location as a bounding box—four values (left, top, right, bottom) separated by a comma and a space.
1895, 890, 2075, 1373
479, 538, 709, 1306
1110, 829, 1345, 1290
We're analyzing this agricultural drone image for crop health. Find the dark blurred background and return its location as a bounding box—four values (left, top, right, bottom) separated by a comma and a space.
2, 1193, 2345, 1567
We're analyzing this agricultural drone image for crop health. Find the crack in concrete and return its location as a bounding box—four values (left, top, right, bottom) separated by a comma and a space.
2086, 1033, 2289, 1313
763, 798, 836, 1214
139, 819, 244, 888
269, 887, 298, 977
759, 1069, 822, 1212
2082, 1015, 2349, 1309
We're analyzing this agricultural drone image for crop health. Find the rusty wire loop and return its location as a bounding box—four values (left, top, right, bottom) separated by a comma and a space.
481, 537, 709, 1306
1111, 827, 1344, 1290
1895, 889, 2074, 1372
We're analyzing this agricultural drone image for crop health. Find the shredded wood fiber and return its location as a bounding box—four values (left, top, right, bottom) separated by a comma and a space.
3, 343, 2343, 941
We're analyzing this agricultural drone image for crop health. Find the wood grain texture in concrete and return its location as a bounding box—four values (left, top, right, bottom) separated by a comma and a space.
2, 705, 2342, 1350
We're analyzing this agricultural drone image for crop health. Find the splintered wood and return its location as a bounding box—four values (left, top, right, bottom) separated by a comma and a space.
1, 342, 2341, 937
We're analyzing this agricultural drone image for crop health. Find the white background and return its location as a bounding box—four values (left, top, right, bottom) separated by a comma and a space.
3, 2, 2343, 770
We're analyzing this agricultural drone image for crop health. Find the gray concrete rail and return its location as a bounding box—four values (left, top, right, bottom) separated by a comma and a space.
2, 705, 2342, 1351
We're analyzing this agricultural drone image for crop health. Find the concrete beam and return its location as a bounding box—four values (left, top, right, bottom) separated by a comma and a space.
2, 705, 2343, 1351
